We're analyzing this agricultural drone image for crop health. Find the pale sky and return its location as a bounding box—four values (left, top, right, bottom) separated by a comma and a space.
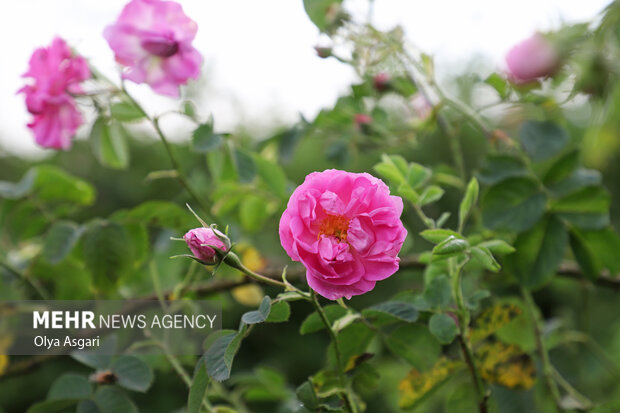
0, 0, 610, 157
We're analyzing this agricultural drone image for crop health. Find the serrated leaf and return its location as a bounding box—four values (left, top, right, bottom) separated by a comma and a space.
519, 121, 569, 162
42, 221, 82, 264
82, 220, 133, 292
47, 374, 91, 400
386, 325, 441, 370
476, 239, 515, 255
471, 246, 501, 272
505, 215, 568, 289
188, 355, 209, 413
428, 314, 458, 344
205, 330, 243, 382
419, 185, 444, 206
92, 386, 138, 413
481, 177, 546, 233
234, 148, 257, 183
90, 117, 130, 170
363, 301, 418, 323
423, 275, 452, 308
485, 73, 510, 99
459, 177, 479, 229
265, 301, 291, 323
192, 123, 223, 153
477, 154, 529, 186
433, 236, 468, 256
110, 355, 153, 393
241, 296, 272, 324
420, 229, 463, 244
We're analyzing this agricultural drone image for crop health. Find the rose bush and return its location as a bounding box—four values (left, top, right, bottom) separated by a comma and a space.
2, 1, 620, 412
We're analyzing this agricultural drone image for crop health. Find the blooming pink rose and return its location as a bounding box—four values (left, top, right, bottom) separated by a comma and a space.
19, 37, 90, 150
184, 227, 228, 264
279, 169, 407, 300
505, 34, 559, 84
104, 0, 202, 97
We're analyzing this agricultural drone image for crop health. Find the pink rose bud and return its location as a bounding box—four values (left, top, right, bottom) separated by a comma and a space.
315, 46, 332, 59
411, 93, 433, 120
18, 37, 90, 150
183, 227, 228, 264
354, 113, 372, 128
279, 169, 407, 300
373, 72, 391, 92
505, 33, 560, 84
104, 0, 203, 97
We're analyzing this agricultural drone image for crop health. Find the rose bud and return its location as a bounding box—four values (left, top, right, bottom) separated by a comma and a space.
183, 227, 228, 264
411, 93, 433, 121
354, 113, 372, 130
505, 33, 560, 84
373, 72, 391, 92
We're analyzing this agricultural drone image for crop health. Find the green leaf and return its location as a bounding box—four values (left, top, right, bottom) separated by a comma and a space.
241, 296, 272, 324
182, 100, 198, 119
432, 236, 468, 257
420, 229, 463, 244
506, 215, 568, 289
470, 246, 501, 272
569, 227, 601, 281
407, 163, 432, 189
82, 220, 133, 292
300, 305, 347, 335
476, 239, 515, 255
192, 122, 223, 153
419, 185, 444, 206
459, 178, 479, 229
35, 166, 95, 205
110, 102, 144, 122
303, 0, 343, 32
27, 399, 79, 413
90, 117, 130, 170
485, 73, 510, 99
296, 380, 319, 410
519, 120, 569, 162
234, 148, 257, 183
477, 154, 529, 186
428, 313, 458, 344
374, 162, 404, 184
543, 150, 580, 185
205, 330, 243, 382
119, 200, 195, 229
47, 374, 92, 400
386, 324, 441, 370
481, 177, 546, 233
239, 195, 269, 232
111, 355, 154, 393
70, 353, 112, 370
42, 221, 82, 264
465, 290, 491, 310
92, 386, 138, 413
188, 356, 209, 413
363, 301, 419, 323
423, 275, 452, 308
265, 301, 291, 323
0, 168, 37, 199
551, 186, 610, 230
576, 227, 620, 275
255, 156, 288, 198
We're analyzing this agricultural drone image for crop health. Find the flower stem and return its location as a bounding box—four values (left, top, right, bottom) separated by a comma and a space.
310, 290, 357, 413
521, 287, 564, 412
222, 252, 286, 288
450, 258, 487, 413
121, 88, 218, 225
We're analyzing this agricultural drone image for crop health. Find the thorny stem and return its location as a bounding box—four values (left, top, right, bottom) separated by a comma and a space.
310, 290, 358, 413
450, 258, 487, 413
521, 287, 564, 412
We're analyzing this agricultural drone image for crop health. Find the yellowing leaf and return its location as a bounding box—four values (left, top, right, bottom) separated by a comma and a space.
398, 358, 463, 409
0, 355, 8, 376
470, 304, 521, 343
232, 284, 264, 307
344, 353, 374, 373
476, 341, 535, 389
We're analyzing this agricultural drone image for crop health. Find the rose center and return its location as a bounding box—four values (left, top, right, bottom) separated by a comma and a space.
318, 215, 350, 241
141, 38, 179, 58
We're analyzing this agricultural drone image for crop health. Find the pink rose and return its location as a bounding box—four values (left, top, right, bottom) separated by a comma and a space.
104, 0, 203, 97
19, 37, 90, 150
373, 72, 391, 92
505, 33, 559, 84
411, 93, 433, 121
279, 169, 407, 300
184, 227, 228, 264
